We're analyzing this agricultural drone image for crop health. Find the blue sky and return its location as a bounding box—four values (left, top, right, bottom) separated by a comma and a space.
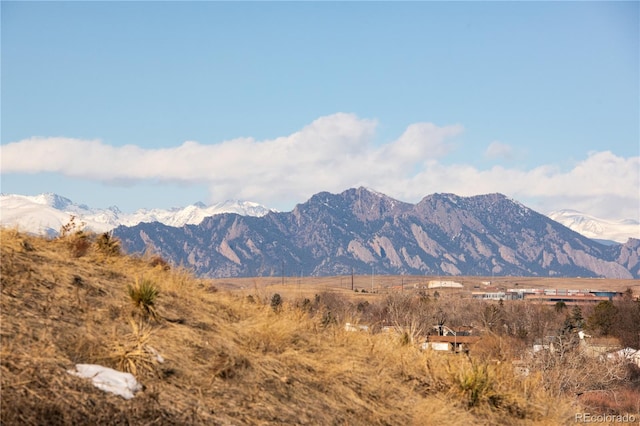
1, 1, 638, 221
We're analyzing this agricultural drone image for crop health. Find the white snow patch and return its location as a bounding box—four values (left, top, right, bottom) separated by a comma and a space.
68, 364, 143, 399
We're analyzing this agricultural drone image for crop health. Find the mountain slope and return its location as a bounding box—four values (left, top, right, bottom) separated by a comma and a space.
114, 187, 638, 279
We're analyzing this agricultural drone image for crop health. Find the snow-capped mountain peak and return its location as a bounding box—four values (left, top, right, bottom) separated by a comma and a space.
548, 209, 640, 244
0, 193, 274, 236
33, 193, 74, 209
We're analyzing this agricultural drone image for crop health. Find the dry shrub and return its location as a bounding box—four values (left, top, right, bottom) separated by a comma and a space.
59, 215, 83, 237
148, 255, 170, 270
108, 320, 162, 377
95, 232, 121, 256
66, 233, 91, 258
58, 215, 92, 258
448, 357, 496, 408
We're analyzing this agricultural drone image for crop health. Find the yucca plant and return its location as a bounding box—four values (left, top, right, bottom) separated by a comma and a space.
128, 278, 159, 320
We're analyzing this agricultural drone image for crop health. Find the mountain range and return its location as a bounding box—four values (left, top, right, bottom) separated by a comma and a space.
111, 188, 639, 279
0, 193, 273, 237
2, 192, 637, 244
2, 189, 638, 279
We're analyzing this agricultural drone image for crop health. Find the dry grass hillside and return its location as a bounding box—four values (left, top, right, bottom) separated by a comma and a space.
1, 228, 579, 425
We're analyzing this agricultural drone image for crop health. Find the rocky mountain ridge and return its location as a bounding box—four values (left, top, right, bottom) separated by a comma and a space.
3, 192, 637, 244
113, 188, 640, 279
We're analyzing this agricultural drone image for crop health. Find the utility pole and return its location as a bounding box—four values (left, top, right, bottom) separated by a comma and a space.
281, 259, 284, 286
371, 266, 374, 293
351, 268, 354, 291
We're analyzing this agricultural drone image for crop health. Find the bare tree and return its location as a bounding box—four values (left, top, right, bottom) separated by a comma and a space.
385, 293, 434, 343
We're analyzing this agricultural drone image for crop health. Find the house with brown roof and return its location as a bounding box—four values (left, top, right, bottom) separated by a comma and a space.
421, 325, 480, 353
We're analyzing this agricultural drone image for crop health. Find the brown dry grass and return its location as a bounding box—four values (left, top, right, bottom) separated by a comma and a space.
1, 229, 580, 425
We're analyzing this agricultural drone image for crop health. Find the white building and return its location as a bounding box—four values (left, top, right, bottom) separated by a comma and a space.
428, 280, 463, 289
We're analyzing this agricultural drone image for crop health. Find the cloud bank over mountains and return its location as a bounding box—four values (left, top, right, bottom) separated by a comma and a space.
2, 113, 638, 221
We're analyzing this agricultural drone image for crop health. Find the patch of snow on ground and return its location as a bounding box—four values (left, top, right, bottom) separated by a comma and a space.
68, 364, 142, 399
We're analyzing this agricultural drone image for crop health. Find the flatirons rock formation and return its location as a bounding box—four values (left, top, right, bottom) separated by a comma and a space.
113, 188, 639, 279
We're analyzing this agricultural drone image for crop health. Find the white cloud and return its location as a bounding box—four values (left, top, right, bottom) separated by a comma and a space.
379, 151, 639, 220
484, 141, 513, 160
1, 113, 638, 221
376, 122, 463, 166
